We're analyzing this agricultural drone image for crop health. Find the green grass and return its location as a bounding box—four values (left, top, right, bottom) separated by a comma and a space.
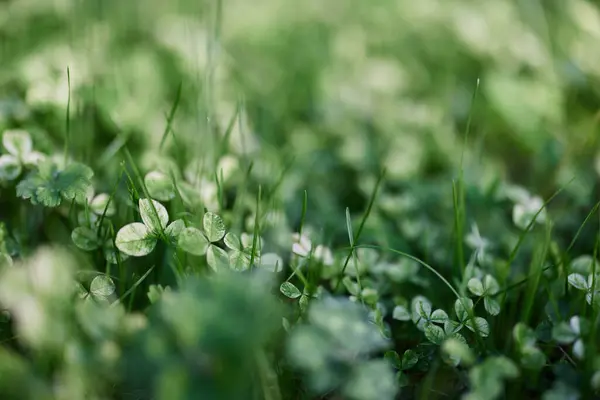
1, 0, 600, 399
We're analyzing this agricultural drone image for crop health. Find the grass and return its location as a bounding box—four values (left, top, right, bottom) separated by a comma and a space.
1, 1, 600, 399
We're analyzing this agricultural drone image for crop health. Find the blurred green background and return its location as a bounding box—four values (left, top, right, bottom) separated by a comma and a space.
1, 0, 600, 255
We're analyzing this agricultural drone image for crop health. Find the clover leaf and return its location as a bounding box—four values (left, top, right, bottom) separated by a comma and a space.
177, 211, 229, 271
410, 296, 448, 331
115, 198, 181, 257
468, 275, 501, 316
552, 316, 587, 359
512, 323, 547, 370
16, 160, 93, 207
568, 273, 600, 307
0, 129, 46, 181
144, 170, 176, 202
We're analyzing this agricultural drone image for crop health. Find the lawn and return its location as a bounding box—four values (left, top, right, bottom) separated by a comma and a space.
1, 0, 600, 399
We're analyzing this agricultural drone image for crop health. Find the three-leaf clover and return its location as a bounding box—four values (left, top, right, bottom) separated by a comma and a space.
443, 298, 490, 338
410, 296, 449, 331
224, 232, 264, 271
115, 198, 183, 257
468, 274, 501, 315
77, 275, 116, 305
0, 129, 45, 181
16, 160, 93, 207
177, 211, 228, 271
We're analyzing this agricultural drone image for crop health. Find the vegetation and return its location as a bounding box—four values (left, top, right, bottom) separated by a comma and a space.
1, 0, 600, 399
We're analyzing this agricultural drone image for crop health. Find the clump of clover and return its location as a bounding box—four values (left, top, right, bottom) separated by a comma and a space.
467, 274, 502, 316
394, 296, 489, 351
286, 296, 398, 400
0, 129, 45, 182
115, 198, 184, 257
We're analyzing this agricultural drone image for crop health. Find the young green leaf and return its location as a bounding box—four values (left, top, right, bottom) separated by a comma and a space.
230, 250, 251, 271
484, 297, 501, 316
144, 170, 175, 201
139, 198, 169, 233
430, 309, 449, 324
468, 278, 485, 296
164, 219, 185, 241
206, 244, 229, 271
401, 350, 418, 370
178, 227, 209, 256
224, 232, 241, 250
203, 212, 226, 242
90, 275, 116, 298
465, 317, 490, 337
424, 322, 445, 345
115, 222, 156, 257
280, 282, 302, 299
71, 226, 100, 251
568, 273, 588, 291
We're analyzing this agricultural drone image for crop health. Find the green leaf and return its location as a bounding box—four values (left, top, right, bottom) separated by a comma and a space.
164, 219, 185, 242
16, 161, 93, 207
203, 211, 226, 242
224, 232, 241, 250
384, 351, 402, 369
230, 250, 251, 271
568, 273, 588, 291
90, 193, 115, 216
0, 155, 21, 180
206, 244, 229, 271
483, 275, 500, 295
178, 227, 209, 256
401, 350, 418, 370
115, 222, 156, 257
444, 320, 462, 335
455, 298, 474, 322
2, 129, 32, 157
280, 282, 302, 299
466, 317, 490, 337
259, 253, 283, 272
392, 305, 411, 321
412, 296, 432, 319
430, 309, 449, 324
484, 297, 501, 316
424, 322, 445, 345
468, 278, 485, 296
551, 322, 577, 344
90, 275, 115, 298
71, 226, 100, 251
139, 198, 169, 233
144, 170, 175, 201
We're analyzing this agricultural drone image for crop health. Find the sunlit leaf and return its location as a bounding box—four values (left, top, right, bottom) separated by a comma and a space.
224, 232, 241, 250
164, 219, 185, 242
90, 275, 115, 299
424, 322, 445, 345
230, 250, 251, 271
206, 244, 229, 271
144, 170, 175, 201
139, 198, 169, 233
203, 212, 226, 242
259, 253, 284, 272
178, 227, 209, 256
280, 282, 302, 299
468, 278, 485, 296
568, 273, 588, 291
115, 222, 156, 257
